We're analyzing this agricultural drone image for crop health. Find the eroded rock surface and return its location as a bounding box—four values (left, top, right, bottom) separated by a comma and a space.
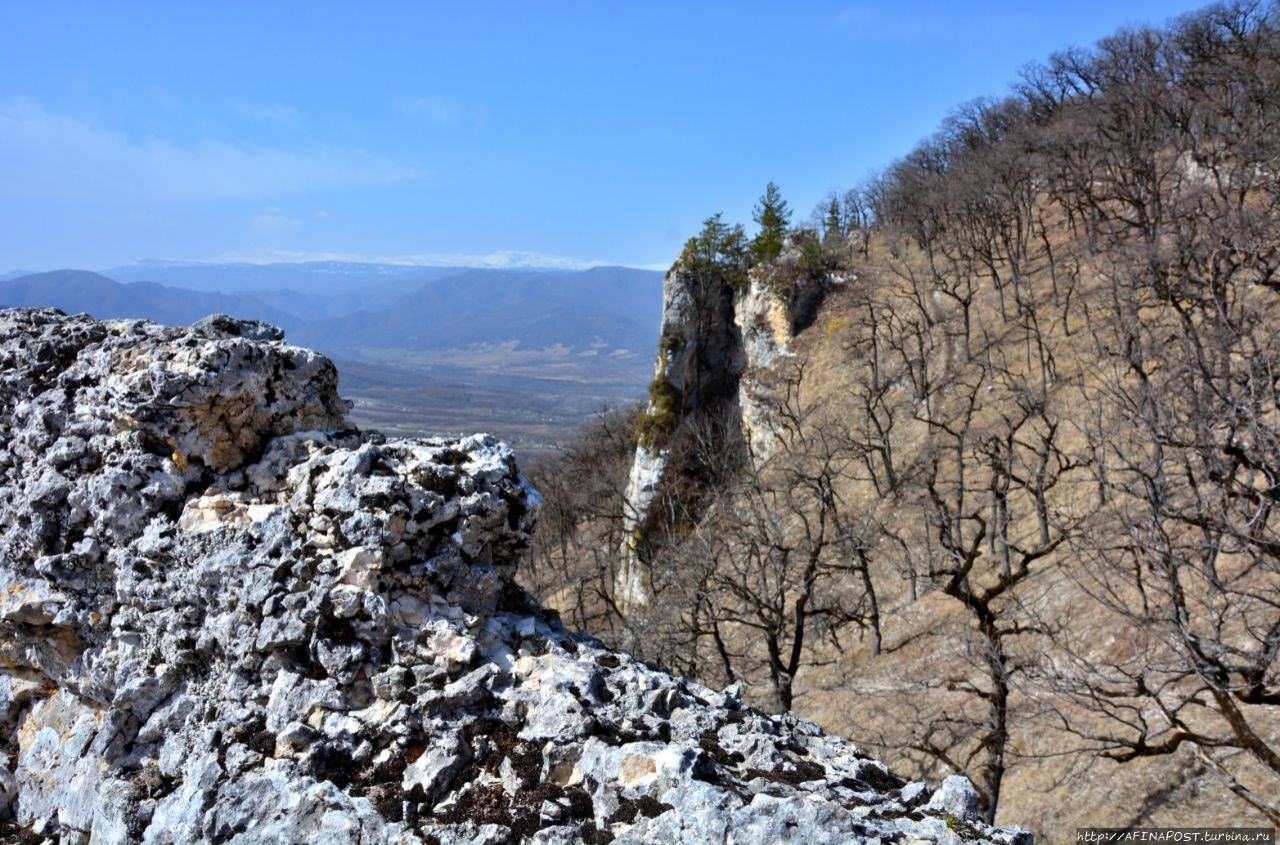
0, 309, 1028, 844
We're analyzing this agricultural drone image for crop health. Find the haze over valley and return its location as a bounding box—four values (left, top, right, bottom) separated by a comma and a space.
0, 262, 663, 450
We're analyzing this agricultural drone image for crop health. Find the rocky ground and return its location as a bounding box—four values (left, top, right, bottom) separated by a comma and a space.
0, 309, 1030, 844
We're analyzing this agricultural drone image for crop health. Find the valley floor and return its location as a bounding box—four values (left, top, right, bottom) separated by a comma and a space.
337, 357, 644, 459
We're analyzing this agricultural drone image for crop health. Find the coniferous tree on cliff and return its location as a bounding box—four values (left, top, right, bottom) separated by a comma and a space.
751, 181, 792, 262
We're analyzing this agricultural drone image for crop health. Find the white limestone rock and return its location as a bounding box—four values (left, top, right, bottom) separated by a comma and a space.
0, 309, 1029, 845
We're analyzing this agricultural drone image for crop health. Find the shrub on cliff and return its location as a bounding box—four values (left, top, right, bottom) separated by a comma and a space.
636, 375, 680, 449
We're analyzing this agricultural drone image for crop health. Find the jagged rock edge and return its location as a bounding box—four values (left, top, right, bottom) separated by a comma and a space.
0, 309, 1030, 844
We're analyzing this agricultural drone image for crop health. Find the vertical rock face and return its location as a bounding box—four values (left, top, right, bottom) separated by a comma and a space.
0, 309, 1027, 844
617, 260, 746, 607
732, 275, 795, 463
654, 260, 746, 421
617, 260, 800, 604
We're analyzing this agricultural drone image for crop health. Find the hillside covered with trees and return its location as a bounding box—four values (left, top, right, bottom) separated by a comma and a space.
521, 2, 1280, 836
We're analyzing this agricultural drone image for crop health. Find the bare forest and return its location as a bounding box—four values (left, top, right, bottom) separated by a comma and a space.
522, 3, 1280, 835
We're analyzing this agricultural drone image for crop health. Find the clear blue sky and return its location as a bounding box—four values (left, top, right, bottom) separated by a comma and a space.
1, 1, 1207, 273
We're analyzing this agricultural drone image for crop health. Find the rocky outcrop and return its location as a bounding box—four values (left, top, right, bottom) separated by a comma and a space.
616, 258, 744, 608
0, 308, 1027, 844
732, 275, 794, 464
618, 244, 824, 605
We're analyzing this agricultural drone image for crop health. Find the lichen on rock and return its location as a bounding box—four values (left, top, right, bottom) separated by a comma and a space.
0, 309, 1028, 844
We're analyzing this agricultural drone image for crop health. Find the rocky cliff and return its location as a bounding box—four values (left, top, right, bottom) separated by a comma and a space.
617, 256, 745, 607
617, 243, 827, 606
0, 308, 1027, 844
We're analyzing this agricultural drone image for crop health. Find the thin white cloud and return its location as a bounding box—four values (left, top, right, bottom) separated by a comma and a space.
394, 94, 485, 128
232, 101, 303, 126
833, 5, 947, 39
835, 5, 1037, 41
251, 206, 301, 236
212, 248, 666, 272
0, 97, 423, 204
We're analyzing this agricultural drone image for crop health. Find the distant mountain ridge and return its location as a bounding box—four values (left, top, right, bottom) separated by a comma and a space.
289, 266, 661, 360
0, 269, 302, 331
104, 259, 461, 293
0, 262, 665, 446
0, 263, 663, 357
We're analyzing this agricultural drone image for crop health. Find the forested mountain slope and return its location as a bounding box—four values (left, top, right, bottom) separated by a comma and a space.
524, 2, 1280, 837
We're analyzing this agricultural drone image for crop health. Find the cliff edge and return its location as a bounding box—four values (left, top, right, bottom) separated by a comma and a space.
0, 309, 1027, 844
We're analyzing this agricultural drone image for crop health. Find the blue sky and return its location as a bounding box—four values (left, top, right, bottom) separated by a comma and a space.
1, 1, 1208, 273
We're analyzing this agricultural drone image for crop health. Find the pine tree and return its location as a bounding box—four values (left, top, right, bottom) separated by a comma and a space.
677, 213, 749, 289
751, 182, 791, 262
823, 196, 843, 242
